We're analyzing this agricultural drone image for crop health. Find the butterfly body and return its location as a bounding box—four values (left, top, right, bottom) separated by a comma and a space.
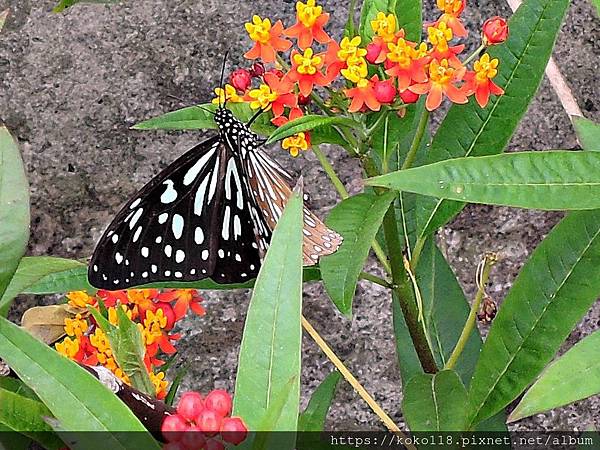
89, 108, 341, 289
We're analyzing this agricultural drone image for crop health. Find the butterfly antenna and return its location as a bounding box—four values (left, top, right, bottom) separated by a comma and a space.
218, 51, 229, 109
247, 106, 267, 127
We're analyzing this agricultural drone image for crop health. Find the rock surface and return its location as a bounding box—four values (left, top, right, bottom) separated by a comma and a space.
0, 0, 599, 432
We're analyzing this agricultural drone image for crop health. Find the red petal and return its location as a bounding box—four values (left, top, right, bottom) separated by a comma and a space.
244, 43, 261, 60
426, 86, 443, 111
298, 29, 313, 50
298, 77, 314, 97
261, 45, 276, 63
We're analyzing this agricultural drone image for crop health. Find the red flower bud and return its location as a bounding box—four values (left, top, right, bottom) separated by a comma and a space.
366, 42, 383, 64
250, 62, 265, 78
161, 414, 189, 442
373, 79, 396, 104
229, 68, 252, 92
298, 94, 311, 106
400, 89, 420, 104
195, 409, 222, 436
176, 391, 204, 421
482, 16, 508, 45
221, 417, 249, 445
180, 425, 207, 449
204, 390, 232, 417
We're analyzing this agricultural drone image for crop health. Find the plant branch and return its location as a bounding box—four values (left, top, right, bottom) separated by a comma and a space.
401, 109, 430, 170
301, 315, 412, 442
382, 205, 438, 373
462, 42, 486, 66
359, 271, 392, 288
445, 253, 497, 370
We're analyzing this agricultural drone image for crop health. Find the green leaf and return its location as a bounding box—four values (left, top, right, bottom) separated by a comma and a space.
508, 329, 600, 422
320, 192, 395, 315
298, 371, 341, 431
132, 103, 276, 137
592, 0, 600, 17
88, 306, 154, 396
0, 257, 85, 316
359, 0, 393, 43
468, 210, 600, 426
0, 387, 64, 449
0, 9, 8, 32
0, 317, 160, 449
53, 0, 117, 13
12, 262, 321, 295
573, 116, 600, 151
414, 0, 571, 239
0, 127, 30, 314
368, 151, 600, 210
233, 183, 303, 433
394, 0, 422, 40
265, 115, 361, 145
402, 370, 468, 431
0, 376, 39, 401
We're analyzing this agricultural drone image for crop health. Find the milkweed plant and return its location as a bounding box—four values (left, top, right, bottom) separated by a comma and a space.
1, 0, 599, 448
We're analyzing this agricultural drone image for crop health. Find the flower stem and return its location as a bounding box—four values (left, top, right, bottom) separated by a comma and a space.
401, 108, 430, 170
301, 315, 412, 441
445, 253, 497, 370
359, 271, 392, 288
462, 43, 486, 67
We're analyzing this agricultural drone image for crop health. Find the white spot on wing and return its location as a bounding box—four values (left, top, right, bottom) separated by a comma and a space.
160, 180, 178, 203
194, 227, 204, 245
175, 250, 185, 263
201, 250, 209, 260
141, 247, 149, 258
158, 213, 169, 224
184, 148, 216, 185
172, 214, 184, 239
164, 245, 172, 257
222, 206, 231, 240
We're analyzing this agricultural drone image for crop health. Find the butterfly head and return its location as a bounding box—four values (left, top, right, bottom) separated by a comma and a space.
214, 108, 258, 150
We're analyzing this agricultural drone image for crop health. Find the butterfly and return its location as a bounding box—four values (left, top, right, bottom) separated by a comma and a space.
88, 104, 342, 289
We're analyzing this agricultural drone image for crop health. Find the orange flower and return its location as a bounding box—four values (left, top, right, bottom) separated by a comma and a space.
66, 291, 96, 309
127, 289, 159, 316
97, 289, 128, 308
156, 289, 205, 321
427, 22, 464, 64
344, 75, 382, 113
271, 105, 304, 127
150, 371, 168, 400
285, 0, 331, 50
463, 54, 504, 107
246, 72, 297, 118
385, 39, 430, 92
244, 15, 292, 63
409, 58, 468, 111
431, 0, 467, 37
286, 48, 335, 96
282, 131, 311, 157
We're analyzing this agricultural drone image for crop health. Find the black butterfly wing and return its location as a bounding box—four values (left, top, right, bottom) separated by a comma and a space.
88, 136, 261, 288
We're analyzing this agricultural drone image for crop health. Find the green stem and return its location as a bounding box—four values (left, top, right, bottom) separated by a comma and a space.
312, 145, 350, 199
462, 43, 486, 66
345, 0, 358, 36
359, 271, 392, 288
401, 109, 430, 170
445, 253, 496, 370
409, 235, 426, 271
382, 205, 438, 374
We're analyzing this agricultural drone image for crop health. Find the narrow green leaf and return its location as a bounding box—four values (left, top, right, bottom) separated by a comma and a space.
233, 184, 303, 433
414, 0, 571, 239
368, 151, 600, 210
132, 103, 276, 136
0, 425, 31, 450
0, 376, 39, 401
359, 0, 393, 43
298, 371, 341, 431
0, 387, 64, 449
509, 329, 600, 422
572, 116, 600, 151
14, 263, 321, 295
88, 306, 154, 396
402, 370, 468, 431
0, 317, 160, 448
394, 0, 422, 40
468, 210, 600, 426
265, 115, 361, 145
320, 192, 395, 315
0, 127, 30, 312
0, 257, 85, 316
53, 0, 117, 13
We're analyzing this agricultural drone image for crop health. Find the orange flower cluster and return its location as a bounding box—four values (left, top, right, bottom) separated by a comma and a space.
215, 0, 507, 156
55, 289, 205, 399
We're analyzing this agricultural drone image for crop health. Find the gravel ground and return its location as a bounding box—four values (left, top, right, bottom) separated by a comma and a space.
0, 0, 599, 434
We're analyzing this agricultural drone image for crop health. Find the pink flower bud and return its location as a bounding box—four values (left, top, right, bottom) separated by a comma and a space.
229, 68, 252, 92
400, 89, 420, 104
482, 16, 508, 45
365, 42, 383, 64
373, 79, 396, 104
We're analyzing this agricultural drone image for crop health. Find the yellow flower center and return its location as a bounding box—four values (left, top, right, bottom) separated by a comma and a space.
293, 48, 322, 75
245, 15, 272, 44
108, 305, 135, 326
429, 59, 455, 85
436, 0, 463, 15
66, 291, 95, 309
474, 54, 499, 82
428, 22, 453, 52
341, 57, 368, 83
248, 84, 278, 110
212, 84, 243, 105
90, 328, 112, 355
370, 12, 397, 42
56, 337, 80, 359
142, 309, 167, 345
387, 39, 413, 68
150, 371, 168, 396
297, 0, 323, 27
64, 314, 87, 338
337, 36, 366, 62
413, 42, 429, 59
356, 78, 370, 89
282, 132, 309, 157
